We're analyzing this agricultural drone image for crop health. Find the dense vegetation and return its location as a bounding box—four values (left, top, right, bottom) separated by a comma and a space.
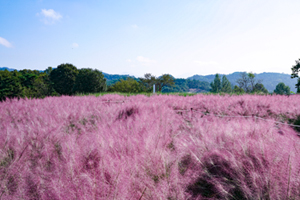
1, 94, 300, 199
0, 64, 107, 101
1, 60, 299, 101
0, 65, 211, 100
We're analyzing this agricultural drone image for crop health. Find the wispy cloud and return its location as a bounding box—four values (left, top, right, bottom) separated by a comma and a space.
136, 56, 156, 64
131, 24, 138, 29
126, 59, 132, 62
37, 9, 62, 24
71, 43, 79, 48
0, 37, 12, 48
194, 60, 218, 65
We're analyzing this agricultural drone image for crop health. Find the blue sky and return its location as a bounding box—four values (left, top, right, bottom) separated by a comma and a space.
1, 0, 300, 78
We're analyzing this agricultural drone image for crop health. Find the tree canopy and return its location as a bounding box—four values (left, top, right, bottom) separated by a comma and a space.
210, 74, 221, 93
221, 75, 232, 93
50, 63, 79, 95
210, 74, 232, 93
73, 68, 106, 94
236, 72, 265, 93
108, 78, 142, 93
274, 82, 290, 95
291, 59, 300, 93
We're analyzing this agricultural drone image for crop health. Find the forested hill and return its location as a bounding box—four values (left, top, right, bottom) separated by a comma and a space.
102, 73, 135, 86
0, 67, 15, 71
188, 72, 297, 93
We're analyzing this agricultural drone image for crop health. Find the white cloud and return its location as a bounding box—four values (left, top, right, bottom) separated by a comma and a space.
126, 59, 132, 62
0, 37, 12, 48
71, 43, 79, 48
136, 56, 156, 64
131, 24, 138, 29
37, 9, 62, 24
194, 61, 218, 65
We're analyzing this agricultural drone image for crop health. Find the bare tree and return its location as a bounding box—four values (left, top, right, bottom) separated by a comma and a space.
236, 72, 261, 93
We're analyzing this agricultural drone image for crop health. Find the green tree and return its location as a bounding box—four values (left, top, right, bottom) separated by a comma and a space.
221, 75, 232, 93
274, 82, 291, 95
139, 73, 157, 92
291, 59, 300, 93
236, 72, 261, 93
73, 68, 106, 94
233, 85, 245, 94
49, 63, 79, 95
210, 74, 221, 93
253, 83, 268, 94
0, 70, 24, 101
44, 67, 53, 75
108, 78, 142, 93
157, 74, 175, 92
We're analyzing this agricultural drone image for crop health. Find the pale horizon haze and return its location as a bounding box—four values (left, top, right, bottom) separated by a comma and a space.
1, 0, 300, 78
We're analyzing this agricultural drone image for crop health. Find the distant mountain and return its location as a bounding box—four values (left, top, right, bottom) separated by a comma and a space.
188, 72, 297, 93
0, 67, 15, 71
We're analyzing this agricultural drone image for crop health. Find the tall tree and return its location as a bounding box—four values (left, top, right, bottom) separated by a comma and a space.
236, 72, 250, 92
50, 63, 79, 95
248, 72, 256, 92
157, 74, 175, 92
139, 73, 157, 92
236, 72, 261, 93
210, 74, 221, 93
221, 75, 232, 93
274, 82, 291, 95
291, 59, 300, 93
73, 68, 106, 94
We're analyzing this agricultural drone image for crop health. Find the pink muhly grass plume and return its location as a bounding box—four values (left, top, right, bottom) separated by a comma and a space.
0, 94, 300, 199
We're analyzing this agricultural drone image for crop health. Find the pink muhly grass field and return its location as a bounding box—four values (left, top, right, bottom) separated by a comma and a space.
1, 94, 300, 199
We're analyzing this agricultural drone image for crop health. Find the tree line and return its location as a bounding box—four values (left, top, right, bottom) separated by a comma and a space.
0, 63, 107, 101
1, 61, 296, 101
209, 72, 291, 95
0, 63, 177, 101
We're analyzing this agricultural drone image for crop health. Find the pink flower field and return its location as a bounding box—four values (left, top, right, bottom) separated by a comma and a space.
1, 94, 300, 199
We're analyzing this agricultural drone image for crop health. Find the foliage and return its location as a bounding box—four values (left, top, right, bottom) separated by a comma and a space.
253, 83, 268, 94
157, 74, 175, 92
73, 68, 106, 94
291, 59, 300, 93
210, 74, 221, 93
49, 63, 79, 95
236, 72, 266, 93
19, 69, 57, 98
162, 79, 210, 93
221, 75, 232, 93
1, 95, 300, 199
233, 85, 245, 94
138, 73, 175, 92
274, 82, 291, 95
210, 74, 232, 93
0, 69, 58, 101
108, 78, 142, 93
189, 72, 298, 93
139, 73, 158, 92
0, 70, 23, 101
